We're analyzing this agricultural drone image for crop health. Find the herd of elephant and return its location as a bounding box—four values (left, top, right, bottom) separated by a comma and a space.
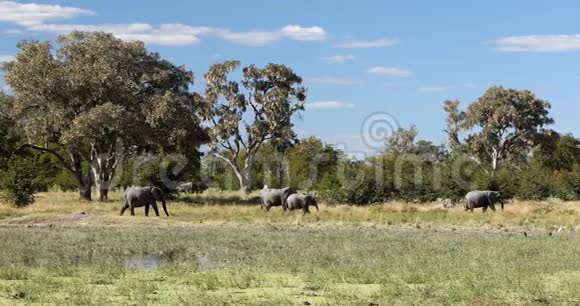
119, 186, 503, 217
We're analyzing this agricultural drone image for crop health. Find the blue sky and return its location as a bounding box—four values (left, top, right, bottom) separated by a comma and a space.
2, 1, 580, 156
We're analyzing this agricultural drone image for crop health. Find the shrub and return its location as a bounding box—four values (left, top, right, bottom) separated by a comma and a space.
551, 165, 580, 200
0, 156, 36, 207
514, 161, 552, 200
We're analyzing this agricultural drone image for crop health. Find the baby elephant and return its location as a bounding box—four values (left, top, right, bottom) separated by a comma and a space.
465, 190, 504, 213
121, 186, 169, 217
286, 193, 319, 214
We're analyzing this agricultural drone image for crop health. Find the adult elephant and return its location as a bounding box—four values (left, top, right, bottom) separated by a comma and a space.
286, 193, 318, 214
465, 190, 504, 213
259, 185, 296, 211
121, 186, 169, 216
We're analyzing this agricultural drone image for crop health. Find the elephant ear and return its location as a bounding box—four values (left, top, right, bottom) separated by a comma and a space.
151, 187, 164, 200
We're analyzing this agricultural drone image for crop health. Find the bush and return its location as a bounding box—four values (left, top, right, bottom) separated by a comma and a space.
318, 162, 386, 205
0, 156, 36, 207
551, 165, 580, 200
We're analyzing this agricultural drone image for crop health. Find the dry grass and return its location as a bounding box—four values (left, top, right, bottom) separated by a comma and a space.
0, 192, 579, 232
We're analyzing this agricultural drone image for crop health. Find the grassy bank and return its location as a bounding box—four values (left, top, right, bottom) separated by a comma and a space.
1, 192, 580, 231
0, 192, 579, 304
0, 225, 579, 305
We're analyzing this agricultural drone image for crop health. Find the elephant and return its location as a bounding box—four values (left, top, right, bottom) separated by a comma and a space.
465, 190, 504, 213
259, 185, 296, 211
286, 193, 318, 214
121, 186, 169, 216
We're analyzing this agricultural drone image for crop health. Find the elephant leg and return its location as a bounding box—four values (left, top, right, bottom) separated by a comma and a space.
130, 206, 135, 216
120, 206, 127, 216
152, 203, 160, 216
145, 204, 150, 217
303, 205, 310, 214
490, 204, 496, 212
482, 205, 488, 213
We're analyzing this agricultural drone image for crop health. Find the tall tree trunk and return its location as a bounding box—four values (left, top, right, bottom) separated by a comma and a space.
90, 148, 121, 202
490, 147, 500, 179
240, 154, 255, 194
79, 183, 92, 201
75, 172, 93, 201
92, 167, 115, 202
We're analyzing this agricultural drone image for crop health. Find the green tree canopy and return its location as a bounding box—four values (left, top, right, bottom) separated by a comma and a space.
203, 60, 306, 193
3, 32, 207, 201
444, 86, 553, 175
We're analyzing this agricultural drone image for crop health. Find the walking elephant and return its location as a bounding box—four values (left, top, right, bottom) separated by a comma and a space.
259, 185, 296, 211
465, 190, 504, 213
121, 186, 169, 216
286, 193, 318, 214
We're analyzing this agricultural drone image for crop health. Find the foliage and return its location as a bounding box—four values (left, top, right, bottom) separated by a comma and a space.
203, 61, 306, 193
3, 32, 206, 201
385, 125, 418, 155
0, 156, 36, 207
444, 86, 554, 172
286, 137, 342, 190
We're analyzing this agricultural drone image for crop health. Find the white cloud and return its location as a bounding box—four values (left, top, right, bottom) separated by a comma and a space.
419, 86, 449, 93
25, 21, 328, 46
320, 55, 354, 63
0, 1, 94, 26
28, 23, 203, 46
367, 66, 412, 77
216, 25, 326, 46
0, 3, 327, 47
281, 25, 327, 41
0, 55, 15, 63
215, 29, 280, 46
308, 77, 355, 85
308, 101, 354, 109
496, 35, 580, 52
337, 38, 399, 48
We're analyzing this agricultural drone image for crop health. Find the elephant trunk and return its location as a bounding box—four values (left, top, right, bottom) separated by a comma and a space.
500, 200, 504, 211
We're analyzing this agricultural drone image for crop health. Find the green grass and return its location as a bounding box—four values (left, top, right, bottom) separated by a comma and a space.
0, 192, 580, 304
0, 224, 579, 304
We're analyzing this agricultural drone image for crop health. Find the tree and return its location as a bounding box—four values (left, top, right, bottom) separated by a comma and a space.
203, 61, 306, 193
0, 91, 17, 168
0, 92, 36, 206
3, 32, 206, 201
443, 86, 553, 175
385, 125, 418, 155
534, 132, 580, 171
443, 100, 466, 149
286, 137, 342, 189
